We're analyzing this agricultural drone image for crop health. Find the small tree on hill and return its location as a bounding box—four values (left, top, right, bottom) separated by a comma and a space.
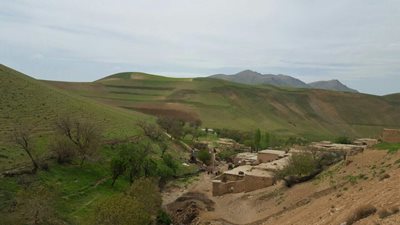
55, 116, 102, 167
137, 120, 164, 142
11, 123, 39, 172
157, 116, 185, 139
112, 143, 157, 185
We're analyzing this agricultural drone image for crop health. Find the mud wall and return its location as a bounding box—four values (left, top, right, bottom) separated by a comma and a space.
257, 152, 281, 163
212, 175, 275, 196
382, 129, 400, 143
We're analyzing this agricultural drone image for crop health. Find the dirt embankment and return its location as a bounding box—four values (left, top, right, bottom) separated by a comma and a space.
164, 149, 400, 225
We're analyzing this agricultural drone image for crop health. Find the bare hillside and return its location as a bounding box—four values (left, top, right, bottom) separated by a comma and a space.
163, 149, 400, 225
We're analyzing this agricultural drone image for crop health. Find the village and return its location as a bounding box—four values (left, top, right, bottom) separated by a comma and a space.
163, 128, 400, 224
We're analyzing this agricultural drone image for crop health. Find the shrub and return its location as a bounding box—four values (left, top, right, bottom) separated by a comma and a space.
276, 152, 319, 179
378, 208, 391, 219
197, 149, 212, 165
93, 178, 161, 225
157, 210, 172, 225
93, 194, 151, 225
391, 206, 399, 214
50, 137, 76, 164
345, 204, 377, 225
162, 153, 178, 174
335, 136, 352, 144
217, 149, 240, 162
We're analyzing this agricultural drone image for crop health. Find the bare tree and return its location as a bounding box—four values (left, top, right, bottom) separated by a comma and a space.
55, 116, 102, 167
11, 124, 38, 172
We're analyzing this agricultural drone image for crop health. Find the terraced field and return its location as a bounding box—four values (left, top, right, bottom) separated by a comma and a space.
46, 71, 400, 141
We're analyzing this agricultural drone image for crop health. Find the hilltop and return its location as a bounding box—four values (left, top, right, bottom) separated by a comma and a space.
210, 70, 358, 93
45, 70, 400, 140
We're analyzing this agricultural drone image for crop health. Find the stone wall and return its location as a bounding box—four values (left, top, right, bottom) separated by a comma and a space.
382, 129, 400, 143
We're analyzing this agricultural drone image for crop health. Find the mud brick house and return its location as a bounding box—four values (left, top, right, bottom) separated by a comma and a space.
213, 150, 288, 196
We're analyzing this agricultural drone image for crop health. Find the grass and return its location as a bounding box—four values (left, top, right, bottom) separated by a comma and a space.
0, 65, 196, 223
45, 70, 400, 141
0, 142, 194, 224
374, 142, 400, 153
0, 65, 151, 171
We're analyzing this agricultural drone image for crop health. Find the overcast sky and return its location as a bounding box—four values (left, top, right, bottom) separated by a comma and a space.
1, 1, 399, 95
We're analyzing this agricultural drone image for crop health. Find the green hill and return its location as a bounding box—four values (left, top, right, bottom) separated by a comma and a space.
45, 71, 400, 140
0, 66, 195, 225
0, 65, 149, 170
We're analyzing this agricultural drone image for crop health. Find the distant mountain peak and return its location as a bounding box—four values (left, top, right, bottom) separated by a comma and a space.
308, 80, 358, 93
209, 70, 358, 92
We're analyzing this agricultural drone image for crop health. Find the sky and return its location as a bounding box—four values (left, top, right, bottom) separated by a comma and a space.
1, 0, 399, 95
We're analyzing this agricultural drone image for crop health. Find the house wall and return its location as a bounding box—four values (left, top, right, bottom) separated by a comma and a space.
382, 129, 400, 143
212, 174, 275, 196
258, 152, 281, 163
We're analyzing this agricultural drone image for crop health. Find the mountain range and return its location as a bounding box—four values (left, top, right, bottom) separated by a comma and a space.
210, 70, 358, 93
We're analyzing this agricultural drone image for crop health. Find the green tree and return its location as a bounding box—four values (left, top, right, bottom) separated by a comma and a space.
4, 185, 64, 225
262, 132, 270, 149
276, 152, 319, 179
254, 129, 261, 151
110, 158, 126, 187
162, 153, 178, 174
197, 149, 211, 165
127, 178, 162, 216
157, 116, 186, 140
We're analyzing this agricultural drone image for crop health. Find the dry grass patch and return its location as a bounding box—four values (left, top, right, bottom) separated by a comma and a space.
345, 204, 377, 225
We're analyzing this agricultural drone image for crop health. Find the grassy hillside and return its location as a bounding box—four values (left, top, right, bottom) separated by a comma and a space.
0, 66, 194, 224
46, 71, 400, 140
0, 65, 150, 171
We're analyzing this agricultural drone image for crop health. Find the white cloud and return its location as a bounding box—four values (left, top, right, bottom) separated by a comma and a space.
0, 0, 399, 95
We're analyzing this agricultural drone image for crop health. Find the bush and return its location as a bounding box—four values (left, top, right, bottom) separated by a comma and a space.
378, 208, 391, 219
391, 206, 400, 214
50, 137, 75, 164
93, 178, 161, 225
93, 194, 151, 225
335, 136, 352, 144
157, 210, 172, 225
197, 149, 211, 165
276, 152, 319, 179
345, 204, 376, 225
162, 153, 178, 174
217, 149, 240, 162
